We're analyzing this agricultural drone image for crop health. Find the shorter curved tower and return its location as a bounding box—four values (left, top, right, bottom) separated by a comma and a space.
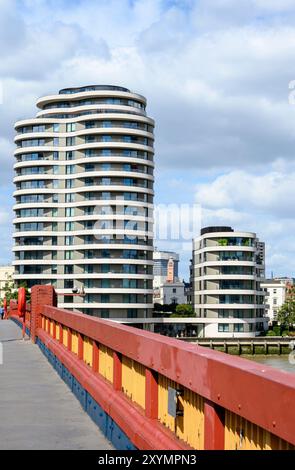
192, 226, 267, 337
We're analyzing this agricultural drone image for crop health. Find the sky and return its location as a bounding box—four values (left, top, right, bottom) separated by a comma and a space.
1, 0, 295, 280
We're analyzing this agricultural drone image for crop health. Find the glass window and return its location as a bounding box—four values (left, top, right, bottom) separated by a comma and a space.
65, 251, 73, 260
66, 207, 74, 217
66, 123, 76, 132
66, 151, 73, 160
53, 123, 60, 132
218, 324, 229, 332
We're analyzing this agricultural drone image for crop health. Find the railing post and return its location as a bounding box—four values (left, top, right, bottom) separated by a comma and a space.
67, 329, 72, 352
92, 341, 99, 373
145, 369, 158, 419
204, 399, 225, 450
52, 321, 56, 340
59, 324, 63, 345
113, 351, 122, 391
78, 333, 84, 360
30, 285, 57, 343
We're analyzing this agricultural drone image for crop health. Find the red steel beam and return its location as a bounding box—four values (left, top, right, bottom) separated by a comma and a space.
41, 305, 295, 445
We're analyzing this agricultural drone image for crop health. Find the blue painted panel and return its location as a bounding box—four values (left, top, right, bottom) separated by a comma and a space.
55, 358, 63, 377
48, 349, 56, 367
72, 376, 87, 410
86, 394, 108, 433
62, 365, 73, 390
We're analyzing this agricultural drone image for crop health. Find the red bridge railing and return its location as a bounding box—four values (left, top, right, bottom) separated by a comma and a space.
7, 285, 295, 450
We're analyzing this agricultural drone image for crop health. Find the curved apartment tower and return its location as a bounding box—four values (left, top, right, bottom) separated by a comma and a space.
192, 226, 267, 337
13, 85, 154, 318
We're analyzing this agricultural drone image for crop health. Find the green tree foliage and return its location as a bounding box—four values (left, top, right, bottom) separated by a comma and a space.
170, 304, 194, 318
0, 276, 30, 307
277, 287, 295, 328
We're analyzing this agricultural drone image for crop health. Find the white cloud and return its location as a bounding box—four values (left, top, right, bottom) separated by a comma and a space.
0, 0, 294, 275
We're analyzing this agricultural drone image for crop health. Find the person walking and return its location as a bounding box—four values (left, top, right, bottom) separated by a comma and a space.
0, 306, 4, 320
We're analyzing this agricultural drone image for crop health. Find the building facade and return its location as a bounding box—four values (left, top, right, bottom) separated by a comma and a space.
153, 281, 186, 305
261, 278, 294, 324
13, 85, 154, 318
0, 265, 14, 300
153, 250, 179, 288
192, 226, 267, 337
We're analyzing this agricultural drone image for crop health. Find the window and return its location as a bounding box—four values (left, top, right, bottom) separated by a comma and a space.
65, 222, 74, 231
102, 279, 110, 288
234, 323, 244, 333
65, 236, 74, 245
101, 163, 111, 171
53, 180, 59, 189
66, 137, 75, 146
66, 123, 76, 132
53, 123, 60, 132
127, 309, 137, 318
102, 121, 112, 127
53, 166, 59, 174
64, 280, 74, 289
66, 165, 75, 174
101, 294, 109, 303
65, 265, 73, 274
65, 251, 73, 260
52, 194, 59, 203
53, 137, 59, 146
66, 208, 74, 217
273, 298, 277, 305
218, 324, 229, 332
53, 151, 59, 160
101, 309, 109, 318
66, 151, 73, 160
102, 135, 112, 142
101, 265, 110, 273
66, 179, 73, 189
51, 265, 58, 275
85, 163, 95, 172
101, 149, 111, 156
85, 178, 94, 186
65, 193, 75, 202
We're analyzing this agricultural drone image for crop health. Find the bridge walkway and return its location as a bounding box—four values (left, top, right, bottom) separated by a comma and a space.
0, 320, 113, 450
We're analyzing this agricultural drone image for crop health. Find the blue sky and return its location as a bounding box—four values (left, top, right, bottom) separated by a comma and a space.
1, 0, 295, 280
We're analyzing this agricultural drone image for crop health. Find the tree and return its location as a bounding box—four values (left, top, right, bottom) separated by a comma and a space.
0, 276, 30, 307
170, 304, 194, 318
277, 287, 295, 328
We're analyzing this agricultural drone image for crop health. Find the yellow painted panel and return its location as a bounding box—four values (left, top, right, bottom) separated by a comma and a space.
83, 336, 93, 367
122, 356, 146, 409
49, 320, 53, 337
99, 345, 113, 383
225, 411, 295, 450
55, 322, 60, 341
41, 316, 45, 330
62, 326, 68, 347
72, 331, 78, 355
158, 374, 204, 449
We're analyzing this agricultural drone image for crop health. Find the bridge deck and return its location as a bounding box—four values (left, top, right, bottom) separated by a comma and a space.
0, 320, 113, 450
